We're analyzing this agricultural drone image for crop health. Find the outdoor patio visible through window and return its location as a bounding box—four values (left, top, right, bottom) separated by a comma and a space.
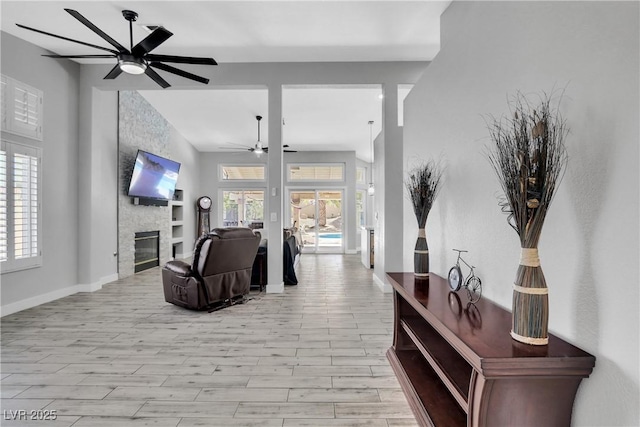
222, 190, 264, 228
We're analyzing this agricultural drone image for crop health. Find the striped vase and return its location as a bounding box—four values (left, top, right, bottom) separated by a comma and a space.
511, 247, 549, 345
414, 228, 429, 279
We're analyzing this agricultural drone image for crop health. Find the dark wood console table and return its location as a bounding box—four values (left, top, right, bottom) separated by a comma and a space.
386, 272, 595, 427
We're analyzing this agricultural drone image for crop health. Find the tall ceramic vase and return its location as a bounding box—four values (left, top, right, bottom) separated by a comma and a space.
414, 228, 429, 279
511, 247, 548, 345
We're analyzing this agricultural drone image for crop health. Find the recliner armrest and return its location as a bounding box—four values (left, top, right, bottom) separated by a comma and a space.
163, 260, 192, 276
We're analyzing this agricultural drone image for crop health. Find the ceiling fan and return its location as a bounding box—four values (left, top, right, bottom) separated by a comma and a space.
221, 116, 297, 154
16, 8, 217, 88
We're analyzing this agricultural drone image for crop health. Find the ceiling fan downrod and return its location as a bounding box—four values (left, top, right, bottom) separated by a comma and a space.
255, 115, 264, 153
122, 10, 138, 51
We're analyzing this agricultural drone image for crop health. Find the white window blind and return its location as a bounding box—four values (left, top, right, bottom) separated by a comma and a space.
1, 75, 43, 141
288, 164, 345, 181
13, 152, 39, 259
1, 140, 42, 272
0, 149, 7, 262
1, 77, 7, 132
220, 165, 266, 181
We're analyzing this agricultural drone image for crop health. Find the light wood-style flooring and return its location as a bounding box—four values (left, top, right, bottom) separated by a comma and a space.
1, 254, 417, 426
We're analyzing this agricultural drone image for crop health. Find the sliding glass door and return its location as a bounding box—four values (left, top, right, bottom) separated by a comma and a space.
289, 190, 343, 253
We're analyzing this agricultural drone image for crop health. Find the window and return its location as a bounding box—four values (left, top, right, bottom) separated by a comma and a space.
222, 190, 265, 228
1, 75, 43, 141
356, 190, 366, 227
356, 167, 366, 185
288, 164, 345, 181
220, 165, 265, 181
1, 140, 42, 272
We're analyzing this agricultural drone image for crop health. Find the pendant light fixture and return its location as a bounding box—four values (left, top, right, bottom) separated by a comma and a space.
367, 120, 375, 196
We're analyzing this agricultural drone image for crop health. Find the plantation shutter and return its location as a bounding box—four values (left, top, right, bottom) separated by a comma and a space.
1, 141, 42, 272
1, 77, 7, 132
13, 149, 39, 259
1, 75, 43, 141
0, 147, 7, 262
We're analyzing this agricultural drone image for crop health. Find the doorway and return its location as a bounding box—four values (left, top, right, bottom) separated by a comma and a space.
289, 190, 344, 253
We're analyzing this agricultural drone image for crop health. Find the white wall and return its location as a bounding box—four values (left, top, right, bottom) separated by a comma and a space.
77, 86, 118, 290
402, 2, 639, 425
372, 131, 388, 289
170, 127, 200, 257
0, 32, 81, 314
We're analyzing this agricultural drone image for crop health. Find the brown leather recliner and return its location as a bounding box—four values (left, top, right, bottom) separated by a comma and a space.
162, 227, 261, 310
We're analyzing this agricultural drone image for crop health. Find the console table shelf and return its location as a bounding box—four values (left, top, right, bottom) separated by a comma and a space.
386, 272, 595, 427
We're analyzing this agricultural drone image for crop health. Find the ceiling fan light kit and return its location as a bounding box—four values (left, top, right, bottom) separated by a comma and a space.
16, 8, 217, 88
118, 54, 147, 74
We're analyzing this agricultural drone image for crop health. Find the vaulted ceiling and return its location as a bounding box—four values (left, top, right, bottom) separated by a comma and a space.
1, 1, 451, 161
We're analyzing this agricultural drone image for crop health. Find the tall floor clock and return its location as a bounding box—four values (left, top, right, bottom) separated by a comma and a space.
196, 196, 212, 236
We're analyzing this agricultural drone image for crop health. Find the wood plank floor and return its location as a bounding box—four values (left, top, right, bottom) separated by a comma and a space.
1, 254, 418, 426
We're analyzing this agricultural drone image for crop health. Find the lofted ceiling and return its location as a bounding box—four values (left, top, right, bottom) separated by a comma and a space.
0, 1, 451, 161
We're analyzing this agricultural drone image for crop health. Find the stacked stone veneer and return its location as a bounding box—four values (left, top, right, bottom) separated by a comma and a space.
118, 91, 172, 278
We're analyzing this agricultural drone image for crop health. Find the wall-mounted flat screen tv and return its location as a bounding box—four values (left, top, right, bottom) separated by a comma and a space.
127, 150, 181, 201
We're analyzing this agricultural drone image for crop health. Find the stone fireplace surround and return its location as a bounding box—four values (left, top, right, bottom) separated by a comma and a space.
117, 91, 172, 278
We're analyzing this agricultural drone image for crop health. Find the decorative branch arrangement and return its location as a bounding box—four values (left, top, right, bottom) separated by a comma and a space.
487, 92, 569, 246
406, 159, 444, 228
405, 159, 444, 278
486, 91, 569, 345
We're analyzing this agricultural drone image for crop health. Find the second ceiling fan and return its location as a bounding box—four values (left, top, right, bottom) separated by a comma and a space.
221, 116, 296, 154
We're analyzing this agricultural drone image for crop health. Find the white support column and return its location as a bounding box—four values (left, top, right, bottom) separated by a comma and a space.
373, 82, 402, 292
266, 83, 284, 293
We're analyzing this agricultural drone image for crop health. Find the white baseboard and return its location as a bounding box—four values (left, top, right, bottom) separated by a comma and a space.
373, 273, 392, 293
345, 249, 357, 255
266, 282, 284, 294
1, 273, 118, 317
77, 273, 119, 293
175, 250, 193, 260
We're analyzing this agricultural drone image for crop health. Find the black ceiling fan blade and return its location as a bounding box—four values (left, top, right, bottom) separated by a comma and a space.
132, 27, 173, 56
16, 23, 119, 54
43, 54, 116, 59
261, 145, 293, 153
145, 67, 171, 88
150, 62, 209, 85
146, 54, 217, 65
103, 64, 123, 79
65, 8, 128, 53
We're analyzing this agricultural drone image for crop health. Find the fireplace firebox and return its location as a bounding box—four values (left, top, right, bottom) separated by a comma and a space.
134, 231, 160, 273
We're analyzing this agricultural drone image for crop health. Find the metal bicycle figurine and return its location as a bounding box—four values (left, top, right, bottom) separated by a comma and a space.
447, 249, 482, 303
